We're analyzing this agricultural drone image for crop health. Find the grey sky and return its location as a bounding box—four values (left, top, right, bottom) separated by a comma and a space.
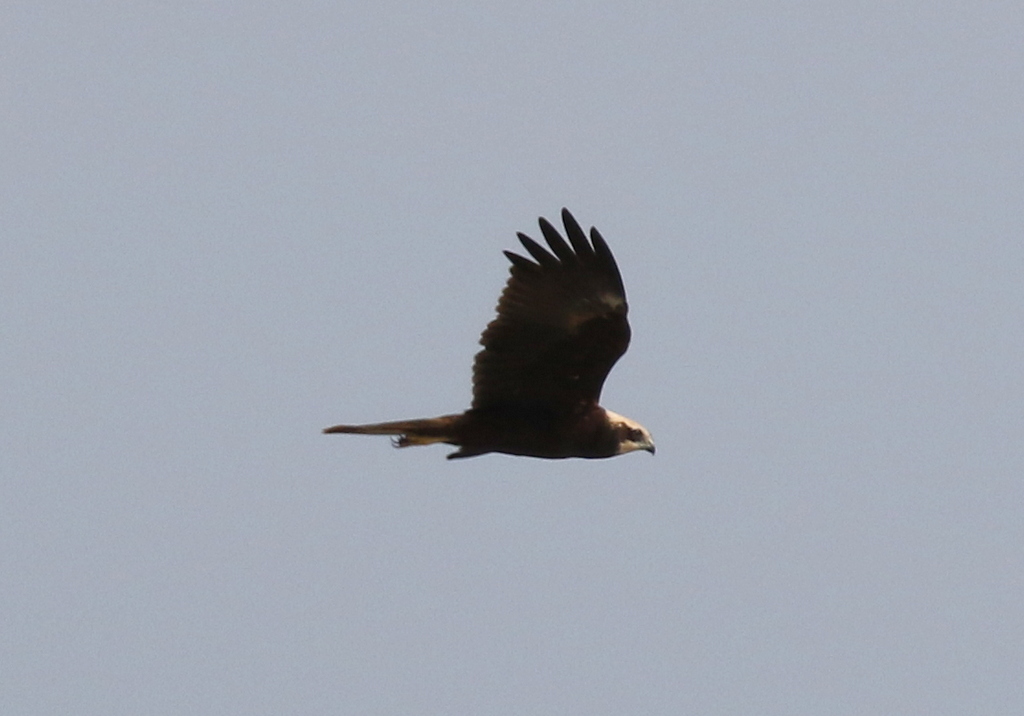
3, 2, 1022, 714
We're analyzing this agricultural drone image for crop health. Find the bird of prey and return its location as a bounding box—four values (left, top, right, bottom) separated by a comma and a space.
323, 209, 654, 459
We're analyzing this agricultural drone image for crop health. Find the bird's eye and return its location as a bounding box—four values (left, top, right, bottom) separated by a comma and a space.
628, 429, 642, 440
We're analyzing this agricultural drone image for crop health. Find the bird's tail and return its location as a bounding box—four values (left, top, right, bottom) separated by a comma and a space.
322, 414, 461, 448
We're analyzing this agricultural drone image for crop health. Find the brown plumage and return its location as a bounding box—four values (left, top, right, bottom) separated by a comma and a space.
323, 209, 654, 459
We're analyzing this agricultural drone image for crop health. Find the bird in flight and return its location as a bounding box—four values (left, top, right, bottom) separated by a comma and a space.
323, 209, 654, 459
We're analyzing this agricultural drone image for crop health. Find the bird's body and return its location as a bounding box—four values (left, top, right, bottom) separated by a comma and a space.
323, 209, 654, 459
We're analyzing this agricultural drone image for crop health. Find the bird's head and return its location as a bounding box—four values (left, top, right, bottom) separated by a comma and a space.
605, 410, 655, 456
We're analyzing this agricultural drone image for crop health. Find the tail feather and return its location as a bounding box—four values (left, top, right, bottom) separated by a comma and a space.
322, 414, 461, 448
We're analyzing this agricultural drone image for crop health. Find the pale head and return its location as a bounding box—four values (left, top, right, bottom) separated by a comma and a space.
605, 409, 656, 455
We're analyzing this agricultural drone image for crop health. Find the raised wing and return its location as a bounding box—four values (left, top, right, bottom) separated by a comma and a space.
471, 209, 631, 413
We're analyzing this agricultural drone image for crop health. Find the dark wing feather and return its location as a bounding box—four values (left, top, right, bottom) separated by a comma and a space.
471, 209, 631, 413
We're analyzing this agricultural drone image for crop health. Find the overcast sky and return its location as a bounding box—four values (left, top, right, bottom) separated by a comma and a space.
3, 2, 1023, 714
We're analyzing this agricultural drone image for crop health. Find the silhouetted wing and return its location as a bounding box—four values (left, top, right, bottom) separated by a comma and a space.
471, 209, 631, 412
